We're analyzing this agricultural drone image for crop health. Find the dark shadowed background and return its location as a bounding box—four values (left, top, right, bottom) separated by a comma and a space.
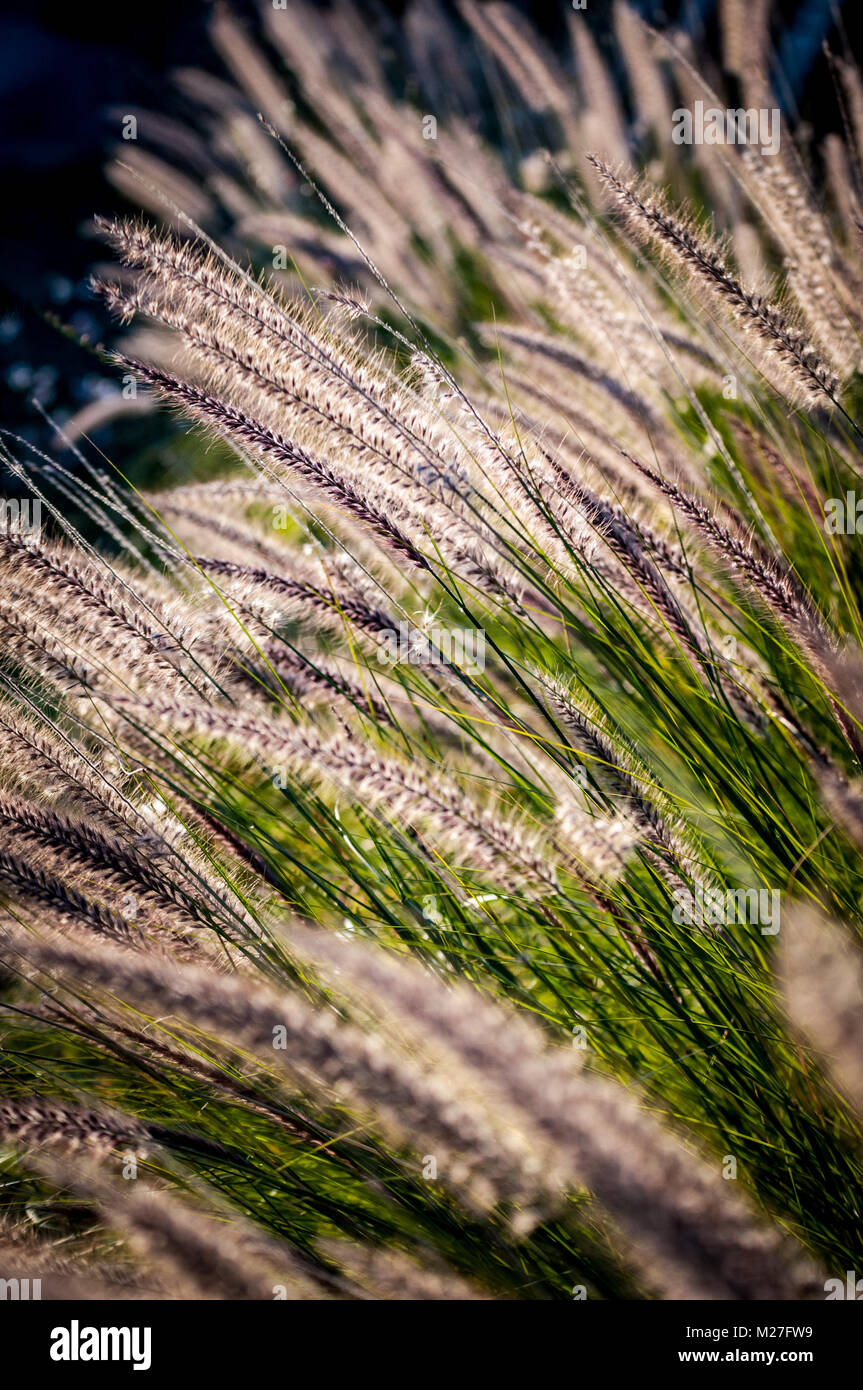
0, 0, 853, 451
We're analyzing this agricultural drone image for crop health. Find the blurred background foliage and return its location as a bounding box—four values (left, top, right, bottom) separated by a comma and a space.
0, 0, 854, 475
